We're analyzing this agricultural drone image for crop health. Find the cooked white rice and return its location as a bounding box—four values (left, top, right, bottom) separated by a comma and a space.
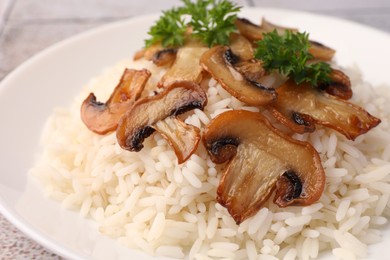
30, 58, 390, 259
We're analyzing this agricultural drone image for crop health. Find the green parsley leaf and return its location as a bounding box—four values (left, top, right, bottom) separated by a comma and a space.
145, 0, 241, 48
145, 7, 187, 48
254, 30, 331, 87
185, 0, 241, 47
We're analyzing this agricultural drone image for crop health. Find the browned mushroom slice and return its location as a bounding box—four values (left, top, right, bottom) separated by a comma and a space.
81, 68, 151, 134
228, 33, 268, 82
260, 18, 298, 35
234, 59, 267, 83
133, 44, 177, 66
309, 40, 336, 61
235, 17, 297, 41
158, 46, 208, 88
116, 81, 207, 155
319, 69, 352, 100
203, 110, 325, 224
151, 49, 177, 66
235, 18, 264, 41
154, 117, 201, 164
200, 46, 277, 106
269, 80, 381, 140
229, 33, 254, 61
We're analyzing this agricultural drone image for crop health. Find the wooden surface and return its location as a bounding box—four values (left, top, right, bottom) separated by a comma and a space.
0, 0, 389, 259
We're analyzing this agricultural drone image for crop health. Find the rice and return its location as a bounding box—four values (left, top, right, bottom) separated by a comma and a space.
30, 58, 390, 259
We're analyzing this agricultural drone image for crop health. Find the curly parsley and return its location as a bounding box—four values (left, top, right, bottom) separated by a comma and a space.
145, 7, 187, 48
145, 0, 241, 48
254, 30, 331, 87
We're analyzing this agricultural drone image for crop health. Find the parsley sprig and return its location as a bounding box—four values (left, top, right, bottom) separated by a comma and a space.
255, 30, 331, 87
145, 7, 187, 48
145, 0, 241, 48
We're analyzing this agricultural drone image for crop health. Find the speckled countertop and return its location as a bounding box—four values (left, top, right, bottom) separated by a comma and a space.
0, 0, 389, 259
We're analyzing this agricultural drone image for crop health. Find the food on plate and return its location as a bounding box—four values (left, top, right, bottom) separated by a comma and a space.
31, 1, 389, 259
157, 46, 208, 88
234, 17, 298, 41
268, 80, 381, 139
203, 110, 325, 224
81, 68, 151, 134
200, 45, 277, 106
116, 81, 207, 162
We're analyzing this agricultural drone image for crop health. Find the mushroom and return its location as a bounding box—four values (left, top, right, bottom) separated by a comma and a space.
134, 44, 177, 67
318, 69, 352, 100
116, 81, 207, 162
203, 110, 325, 224
80, 68, 151, 134
268, 80, 381, 140
158, 46, 208, 88
200, 45, 277, 106
234, 17, 297, 41
308, 40, 336, 61
235, 18, 336, 62
154, 116, 201, 164
229, 33, 254, 61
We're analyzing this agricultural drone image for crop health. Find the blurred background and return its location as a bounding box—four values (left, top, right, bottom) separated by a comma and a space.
0, 0, 389, 258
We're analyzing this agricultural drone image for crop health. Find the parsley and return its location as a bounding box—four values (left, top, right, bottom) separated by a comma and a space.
185, 0, 241, 47
145, 7, 187, 48
145, 0, 241, 48
254, 30, 331, 87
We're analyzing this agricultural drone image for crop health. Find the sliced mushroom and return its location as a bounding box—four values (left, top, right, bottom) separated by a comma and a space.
319, 69, 352, 100
80, 68, 151, 134
269, 80, 381, 140
235, 17, 297, 42
134, 44, 177, 66
200, 46, 277, 106
309, 40, 336, 61
229, 33, 254, 61
235, 18, 264, 41
116, 81, 207, 157
158, 46, 208, 88
234, 59, 267, 83
260, 18, 298, 35
203, 110, 325, 224
154, 116, 201, 164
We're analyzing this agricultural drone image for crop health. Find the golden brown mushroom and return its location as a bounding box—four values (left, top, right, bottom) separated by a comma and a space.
116, 81, 207, 162
268, 80, 381, 140
154, 117, 201, 164
234, 17, 297, 41
229, 33, 254, 61
134, 44, 177, 67
80, 68, 151, 134
158, 46, 208, 88
203, 110, 325, 224
319, 69, 352, 100
200, 46, 277, 106
309, 40, 336, 62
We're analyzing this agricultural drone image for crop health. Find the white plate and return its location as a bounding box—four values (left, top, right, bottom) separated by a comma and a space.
0, 7, 389, 260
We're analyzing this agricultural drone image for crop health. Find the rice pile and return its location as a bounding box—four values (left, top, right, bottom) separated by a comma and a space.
31, 58, 390, 260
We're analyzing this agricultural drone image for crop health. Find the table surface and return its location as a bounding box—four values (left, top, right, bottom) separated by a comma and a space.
1, 0, 389, 259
